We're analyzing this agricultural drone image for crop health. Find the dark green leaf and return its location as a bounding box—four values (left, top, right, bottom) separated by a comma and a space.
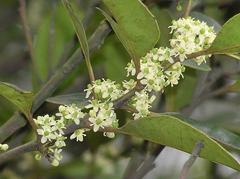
118, 114, 240, 171
0, 82, 33, 116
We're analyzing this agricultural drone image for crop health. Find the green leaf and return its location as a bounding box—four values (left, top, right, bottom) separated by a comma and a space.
206, 13, 240, 54
63, 0, 90, 64
0, 82, 33, 116
182, 59, 211, 71
118, 114, 240, 171
101, 0, 160, 64
46, 93, 88, 106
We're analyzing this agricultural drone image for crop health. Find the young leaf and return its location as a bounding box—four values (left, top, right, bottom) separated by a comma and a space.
0, 82, 33, 116
118, 114, 240, 171
62, 0, 95, 81
101, 0, 160, 64
62, 0, 89, 62
46, 93, 88, 106
206, 13, 240, 54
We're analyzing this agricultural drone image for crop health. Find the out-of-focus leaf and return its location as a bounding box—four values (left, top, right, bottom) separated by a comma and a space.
63, 0, 90, 66
190, 11, 221, 32
33, 4, 75, 85
182, 59, 211, 71
51, 5, 75, 67
101, 0, 160, 66
118, 114, 240, 171
46, 93, 88, 106
227, 80, 240, 92
206, 13, 240, 54
33, 16, 50, 82
0, 82, 33, 116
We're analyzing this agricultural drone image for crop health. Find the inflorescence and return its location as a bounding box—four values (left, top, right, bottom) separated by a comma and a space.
31, 17, 216, 166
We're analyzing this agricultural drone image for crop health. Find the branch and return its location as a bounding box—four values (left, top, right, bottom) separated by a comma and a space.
0, 21, 111, 144
0, 115, 116, 164
0, 141, 39, 165
179, 141, 204, 179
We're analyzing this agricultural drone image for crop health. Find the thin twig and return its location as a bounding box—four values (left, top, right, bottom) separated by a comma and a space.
183, 0, 192, 17
0, 141, 39, 165
179, 141, 204, 179
131, 144, 165, 179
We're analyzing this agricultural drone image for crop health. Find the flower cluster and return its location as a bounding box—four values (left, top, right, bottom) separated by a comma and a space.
86, 100, 118, 133
34, 105, 86, 166
31, 17, 216, 167
56, 104, 85, 125
131, 90, 156, 119
0, 143, 8, 151
126, 47, 185, 92
85, 79, 122, 101
169, 17, 216, 64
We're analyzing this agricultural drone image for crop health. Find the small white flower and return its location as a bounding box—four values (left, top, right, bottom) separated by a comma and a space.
70, 129, 87, 142
54, 135, 67, 148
